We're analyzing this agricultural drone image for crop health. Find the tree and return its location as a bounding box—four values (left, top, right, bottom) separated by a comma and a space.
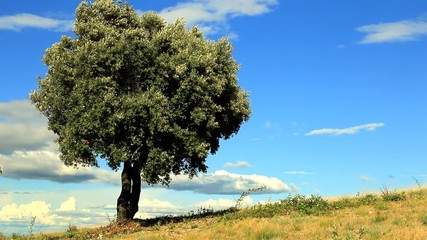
30, 0, 250, 222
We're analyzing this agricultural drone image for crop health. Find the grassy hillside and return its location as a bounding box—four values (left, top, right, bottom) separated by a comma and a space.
2, 187, 427, 239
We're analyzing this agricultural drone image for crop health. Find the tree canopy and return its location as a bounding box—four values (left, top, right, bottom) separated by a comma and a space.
30, 0, 250, 221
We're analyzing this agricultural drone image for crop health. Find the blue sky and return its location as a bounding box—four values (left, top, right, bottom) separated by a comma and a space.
1, 0, 427, 235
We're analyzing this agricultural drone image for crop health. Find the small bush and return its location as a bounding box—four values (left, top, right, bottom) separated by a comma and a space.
281, 194, 330, 215
380, 186, 406, 202
358, 194, 380, 205
65, 224, 78, 238
331, 197, 357, 210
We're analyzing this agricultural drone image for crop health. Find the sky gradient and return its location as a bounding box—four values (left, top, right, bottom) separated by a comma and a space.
1, 0, 427, 235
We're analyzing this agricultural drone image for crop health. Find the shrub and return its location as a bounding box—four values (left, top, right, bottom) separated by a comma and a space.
380, 186, 406, 202
65, 224, 78, 238
358, 194, 380, 205
331, 197, 357, 210
280, 194, 330, 215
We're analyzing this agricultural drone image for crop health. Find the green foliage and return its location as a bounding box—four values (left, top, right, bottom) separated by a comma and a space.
358, 194, 380, 205
372, 214, 387, 223
30, 0, 250, 185
358, 227, 367, 239
222, 193, 331, 221
65, 224, 78, 238
380, 185, 406, 202
152, 221, 162, 231
331, 223, 339, 240
330, 197, 358, 210
331, 193, 380, 210
280, 194, 330, 215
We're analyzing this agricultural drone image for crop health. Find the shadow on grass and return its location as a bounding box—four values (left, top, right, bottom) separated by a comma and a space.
132, 207, 236, 227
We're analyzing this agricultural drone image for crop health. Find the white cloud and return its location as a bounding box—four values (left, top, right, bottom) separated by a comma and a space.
0, 201, 59, 225
0, 100, 56, 155
165, 170, 297, 194
1, 141, 294, 196
197, 196, 254, 210
0, 13, 73, 32
57, 197, 77, 212
357, 19, 427, 44
0, 100, 120, 185
0, 197, 112, 235
0, 144, 120, 185
305, 123, 384, 136
285, 171, 312, 175
157, 0, 278, 35
0, 100, 46, 124
196, 198, 235, 210
224, 161, 251, 168
139, 199, 185, 216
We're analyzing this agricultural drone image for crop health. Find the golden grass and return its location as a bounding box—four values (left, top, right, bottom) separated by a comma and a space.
113, 189, 427, 240
3, 188, 427, 239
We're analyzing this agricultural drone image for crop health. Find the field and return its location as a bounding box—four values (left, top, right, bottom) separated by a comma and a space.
2, 187, 427, 239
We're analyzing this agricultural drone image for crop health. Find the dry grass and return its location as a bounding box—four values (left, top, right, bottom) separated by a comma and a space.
115, 205, 427, 240
112, 188, 427, 240
3, 188, 427, 240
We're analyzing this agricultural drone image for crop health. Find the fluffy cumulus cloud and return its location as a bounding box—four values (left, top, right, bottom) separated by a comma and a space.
57, 197, 77, 212
224, 160, 251, 168
157, 0, 278, 35
305, 123, 384, 136
165, 170, 297, 195
0, 201, 57, 225
0, 196, 111, 235
357, 19, 427, 44
0, 13, 73, 32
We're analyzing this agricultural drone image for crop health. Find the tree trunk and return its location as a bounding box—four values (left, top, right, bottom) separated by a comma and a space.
117, 161, 141, 222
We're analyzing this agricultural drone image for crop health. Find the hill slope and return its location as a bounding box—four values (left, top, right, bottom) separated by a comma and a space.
3, 188, 427, 239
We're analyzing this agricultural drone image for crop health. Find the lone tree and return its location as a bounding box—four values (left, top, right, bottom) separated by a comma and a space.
30, 0, 250, 222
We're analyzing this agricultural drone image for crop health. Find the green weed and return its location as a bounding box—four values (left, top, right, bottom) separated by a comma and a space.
373, 214, 387, 223
380, 185, 406, 202
421, 215, 427, 226
65, 224, 78, 238
254, 230, 281, 240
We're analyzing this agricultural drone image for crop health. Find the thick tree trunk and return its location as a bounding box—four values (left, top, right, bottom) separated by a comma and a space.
117, 161, 141, 222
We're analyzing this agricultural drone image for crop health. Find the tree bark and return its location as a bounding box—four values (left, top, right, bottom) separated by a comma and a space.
117, 161, 141, 222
